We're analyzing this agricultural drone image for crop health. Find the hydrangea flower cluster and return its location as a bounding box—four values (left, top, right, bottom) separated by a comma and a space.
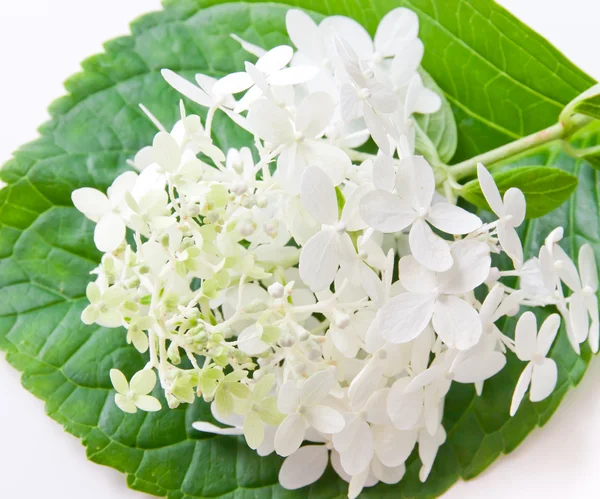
71, 8, 598, 497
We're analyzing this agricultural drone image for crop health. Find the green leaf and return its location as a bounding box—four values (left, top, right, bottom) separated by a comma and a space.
564, 83, 600, 120
0, 1, 597, 499
415, 68, 457, 164
460, 166, 578, 218
574, 95, 600, 120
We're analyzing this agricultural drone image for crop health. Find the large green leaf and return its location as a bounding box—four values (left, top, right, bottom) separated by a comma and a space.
460, 165, 579, 218
0, 1, 596, 498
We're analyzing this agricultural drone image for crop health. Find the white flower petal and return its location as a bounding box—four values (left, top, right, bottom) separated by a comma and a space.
452, 352, 506, 383
279, 445, 329, 490
153, 132, 181, 173
161, 69, 213, 107
232, 83, 263, 113
372, 155, 396, 192
301, 369, 335, 406
256, 45, 294, 73
192, 421, 243, 435
378, 293, 435, 344
238, 324, 270, 355
373, 424, 417, 468
295, 92, 335, 137
536, 313, 561, 357
130, 369, 156, 395
348, 364, 383, 411
359, 189, 415, 233
427, 202, 482, 235
579, 244, 598, 291
299, 229, 339, 292
277, 380, 300, 414
257, 425, 276, 456
409, 219, 453, 272
230, 33, 267, 58
244, 411, 265, 449
530, 358, 558, 402
411, 326, 434, 373
476, 163, 504, 217
300, 140, 350, 186
375, 7, 419, 55
570, 293, 589, 344
335, 418, 374, 475
110, 369, 129, 395
503, 187, 526, 227
364, 319, 386, 354
437, 239, 491, 295
341, 184, 371, 231
414, 87, 442, 115
300, 166, 338, 226
269, 66, 319, 86
275, 413, 306, 457
108, 171, 138, 202
405, 365, 444, 393
498, 223, 524, 268
320, 16, 374, 60
553, 244, 582, 292
479, 284, 505, 324
365, 388, 392, 425
94, 213, 125, 252
589, 318, 599, 354
213, 71, 254, 95
371, 457, 406, 485
71, 188, 110, 220
398, 255, 438, 294
515, 311, 537, 361
387, 378, 423, 430
305, 406, 345, 434
340, 83, 361, 122
134, 395, 162, 412
247, 98, 294, 145
363, 104, 391, 154
510, 363, 533, 416
418, 426, 446, 482
405, 156, 435, 210
331, 325, 360, 358
115, 394, 137, 414
390, 38, 423, 86
432, 295, 482, 350
286, 9, 321, 59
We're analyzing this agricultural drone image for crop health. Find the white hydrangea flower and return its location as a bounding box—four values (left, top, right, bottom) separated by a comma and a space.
360, 154, 481, 271
298, 165, 359, 291
69, 8, 598, 498
476, 163, 526, 268
376, 240, 490, 350
72, 171, 137, 252
110, 369, 162, 413
510, 312, 561, 416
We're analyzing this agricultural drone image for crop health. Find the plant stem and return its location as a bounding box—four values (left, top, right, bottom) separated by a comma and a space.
448, 114, 593, 180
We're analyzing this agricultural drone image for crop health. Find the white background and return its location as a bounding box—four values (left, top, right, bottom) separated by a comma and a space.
1, 1, 599, 497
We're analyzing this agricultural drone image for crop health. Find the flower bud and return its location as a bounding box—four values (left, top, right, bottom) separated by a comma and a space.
279, 334, 296, 348
333, 310, 351, 329
231, 180, 248, 196
268, 282, 285, 299
256, 196, 268, 208
263, 221, 278, 238
167, 342, 182, 365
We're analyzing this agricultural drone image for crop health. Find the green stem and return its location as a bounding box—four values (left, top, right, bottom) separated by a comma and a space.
449, 114, 593, 180
561, 140, 600, 159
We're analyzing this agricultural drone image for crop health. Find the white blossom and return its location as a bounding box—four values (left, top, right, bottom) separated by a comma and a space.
68, 8, 598, 498
510, 312, 561, 416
